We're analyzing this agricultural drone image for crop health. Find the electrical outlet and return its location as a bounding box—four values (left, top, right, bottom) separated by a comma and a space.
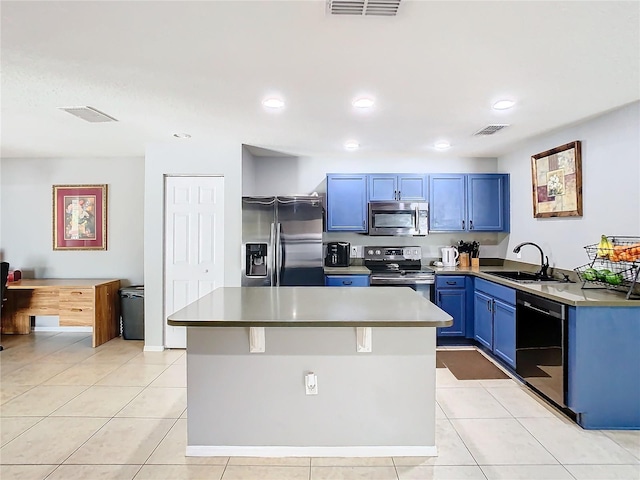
350, 246, 358, 258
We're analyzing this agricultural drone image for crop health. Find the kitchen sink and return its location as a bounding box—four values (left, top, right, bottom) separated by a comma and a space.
484, 271, 573, 283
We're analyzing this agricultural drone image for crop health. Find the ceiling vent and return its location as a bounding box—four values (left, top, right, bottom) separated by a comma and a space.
474, 124, 509, 136
58, 106, 118, 123
328, 0, 401, 16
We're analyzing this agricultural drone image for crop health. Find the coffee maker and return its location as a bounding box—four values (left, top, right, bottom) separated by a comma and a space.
325, 242, 351, 267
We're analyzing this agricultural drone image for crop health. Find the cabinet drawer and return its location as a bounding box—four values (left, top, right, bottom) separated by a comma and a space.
59, 287, 94, 305
475, 278, 515, 305
435, 275, 466, 289
325, 275, 370, 287
59, 307, 93, 326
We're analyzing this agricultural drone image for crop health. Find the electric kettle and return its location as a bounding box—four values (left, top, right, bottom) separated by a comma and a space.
441, 246, 459, 267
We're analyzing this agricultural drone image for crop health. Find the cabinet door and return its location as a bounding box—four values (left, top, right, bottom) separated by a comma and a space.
468, 174, 507, 231
493, 299, 516, 368
429, 174, 466, 231
398, 174, 428, 201
436, 288, 466, 336
368, 174, 397, 201
474, 290, 493, 349
326, 175, 368, 232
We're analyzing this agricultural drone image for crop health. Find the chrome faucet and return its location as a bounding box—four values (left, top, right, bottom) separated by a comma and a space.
513, 242, 550, 279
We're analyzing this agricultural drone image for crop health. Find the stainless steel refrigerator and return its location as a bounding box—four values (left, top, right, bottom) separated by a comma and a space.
242, 196, 324, 286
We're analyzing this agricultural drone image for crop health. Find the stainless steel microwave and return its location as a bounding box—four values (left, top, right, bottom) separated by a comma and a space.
368, 201, 429, 236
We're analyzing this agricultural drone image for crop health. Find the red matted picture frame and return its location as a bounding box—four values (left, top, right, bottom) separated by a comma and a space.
53, 184, 107, 250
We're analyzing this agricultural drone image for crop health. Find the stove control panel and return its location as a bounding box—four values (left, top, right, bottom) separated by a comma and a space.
364, 246, 422, 261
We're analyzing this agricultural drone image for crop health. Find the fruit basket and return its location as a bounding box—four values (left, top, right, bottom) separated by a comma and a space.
576, 236, 640, 300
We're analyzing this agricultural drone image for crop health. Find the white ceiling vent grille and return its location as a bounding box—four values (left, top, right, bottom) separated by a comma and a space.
328, 0, 401, 16
474, 124, 509, 136
58, 106, 118, 123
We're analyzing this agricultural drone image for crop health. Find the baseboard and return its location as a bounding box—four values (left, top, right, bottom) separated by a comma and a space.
186, 445, 437, 457
33, 326, 92, 333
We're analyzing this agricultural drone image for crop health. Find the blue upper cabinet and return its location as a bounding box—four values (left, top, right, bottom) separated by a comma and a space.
467, 174, 510, 231
326, 174, 368, 232
430, 174, 509, 232
369, 174, 428, 201
429, 174, 466, 231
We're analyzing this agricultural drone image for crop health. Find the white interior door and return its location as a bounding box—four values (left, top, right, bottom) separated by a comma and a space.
164, 175, 225, 348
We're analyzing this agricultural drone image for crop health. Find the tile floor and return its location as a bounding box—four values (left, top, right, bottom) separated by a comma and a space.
0, 332, 638, 480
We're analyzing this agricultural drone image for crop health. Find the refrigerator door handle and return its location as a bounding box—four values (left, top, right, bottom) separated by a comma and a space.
269, 222, 276, 286
244, 197, 276, 206
275, 223, 283, 286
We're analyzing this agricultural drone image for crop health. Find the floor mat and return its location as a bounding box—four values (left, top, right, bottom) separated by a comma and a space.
436, 349, 509, 380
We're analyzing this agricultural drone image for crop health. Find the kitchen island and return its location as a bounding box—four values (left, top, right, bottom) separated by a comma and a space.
168, 286, 452, 457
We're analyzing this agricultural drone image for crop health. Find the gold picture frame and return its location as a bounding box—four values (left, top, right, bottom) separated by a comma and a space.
53, 184, 108, 250
531, 141, 582, 218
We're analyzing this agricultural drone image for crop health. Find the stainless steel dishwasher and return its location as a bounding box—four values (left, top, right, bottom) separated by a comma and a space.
515, 291, 567, 407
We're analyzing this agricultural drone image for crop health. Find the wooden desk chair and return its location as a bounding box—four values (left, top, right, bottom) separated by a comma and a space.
0, 262, 9, 351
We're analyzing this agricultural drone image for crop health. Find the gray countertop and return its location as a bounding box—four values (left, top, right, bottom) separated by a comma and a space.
435, 266, 639, 307
167, 286, 453, 327
323, 266, 371, 275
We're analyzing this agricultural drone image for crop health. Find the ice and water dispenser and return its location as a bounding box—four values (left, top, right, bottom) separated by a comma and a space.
245, 243, 267, 277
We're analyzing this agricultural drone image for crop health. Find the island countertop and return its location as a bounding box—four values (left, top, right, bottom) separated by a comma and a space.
167, 286, 452, 328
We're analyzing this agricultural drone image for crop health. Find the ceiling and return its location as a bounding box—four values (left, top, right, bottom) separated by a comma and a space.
1, 1, 638, 160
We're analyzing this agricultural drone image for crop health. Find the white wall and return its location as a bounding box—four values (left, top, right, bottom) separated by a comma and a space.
144, 142, 242, 349
498, 101, 640, 271
0, 157, 144, 284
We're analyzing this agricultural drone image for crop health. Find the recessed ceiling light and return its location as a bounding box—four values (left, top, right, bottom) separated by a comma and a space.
344, 141, 360, 151
352, 97, 375, 108
262, 97, 285, 109
434, 141, 450, 150
492, 99, 516, 110
173, 133, 191, 139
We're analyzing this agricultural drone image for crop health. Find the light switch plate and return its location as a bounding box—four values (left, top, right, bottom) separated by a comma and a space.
351, 245, 359, 258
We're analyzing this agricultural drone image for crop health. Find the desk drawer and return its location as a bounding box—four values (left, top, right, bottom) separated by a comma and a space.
59, 287, 94, 326
13, 288, 59, 314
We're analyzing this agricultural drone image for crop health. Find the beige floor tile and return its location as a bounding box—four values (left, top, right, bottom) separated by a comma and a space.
435, 369, 484, 388
0, 384, 33, 405
0, 416, 43, 446
519, 417, 640, 465
39, 343, 98, 363
0, 362, 74, 385
564, 464, 640, 479
135, 464, 225, 479
604, 429, 640, 460
480, 464, 574, 479
450, 418, 558, 465
47, 464, 141, 480
437, 387, 512, 419
396, 465, 486, 479
310, 466, 397, 479
172, 351, 187, 364
95, 363, 168, 387
435, 402, 446, 419
148, 363, 187, 387
393, 419, 477, 467
146, 419, 228, 465
222, 465, 309, 479
44, 362, 121, 385
65, 417, 174, 464
51, 386, 143, 417
81, 348, 141, 365
126, 350, 185, 365
0, 385, 87, 416
0, 416, 108, 464
311, 457, 392, 466
486, 386, 557, 418
0, 361, 29, 375
228, 457, 310, 466
116, 387, 186, 418
0, 465, 57, 480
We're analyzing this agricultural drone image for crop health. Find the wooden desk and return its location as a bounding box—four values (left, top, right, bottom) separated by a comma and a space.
1, 279, 121, 347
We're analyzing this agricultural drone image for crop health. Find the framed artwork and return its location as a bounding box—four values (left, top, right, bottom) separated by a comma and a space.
53, 184, 107, 250
531, 141, 582, 218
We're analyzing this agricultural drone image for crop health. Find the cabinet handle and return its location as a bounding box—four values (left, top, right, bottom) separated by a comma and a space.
397, 190, 401, 200
446, 281, 456, 285
469, 220, 474, 230
394, 190, 398, 200
462, 220, 465, 229
487, 299, 492, 312
71, 308, 83, 312
70, 291, 83, 295
342, 280, 353, 285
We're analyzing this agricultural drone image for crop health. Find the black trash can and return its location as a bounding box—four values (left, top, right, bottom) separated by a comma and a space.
119, 286, 144, 340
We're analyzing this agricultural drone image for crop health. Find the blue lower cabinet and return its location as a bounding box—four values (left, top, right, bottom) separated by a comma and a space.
474, 290, 493, 349
493, 299, 516, 368
435, 276, 467, 337
324, 275, 370, 287
474, 280, 516, 368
